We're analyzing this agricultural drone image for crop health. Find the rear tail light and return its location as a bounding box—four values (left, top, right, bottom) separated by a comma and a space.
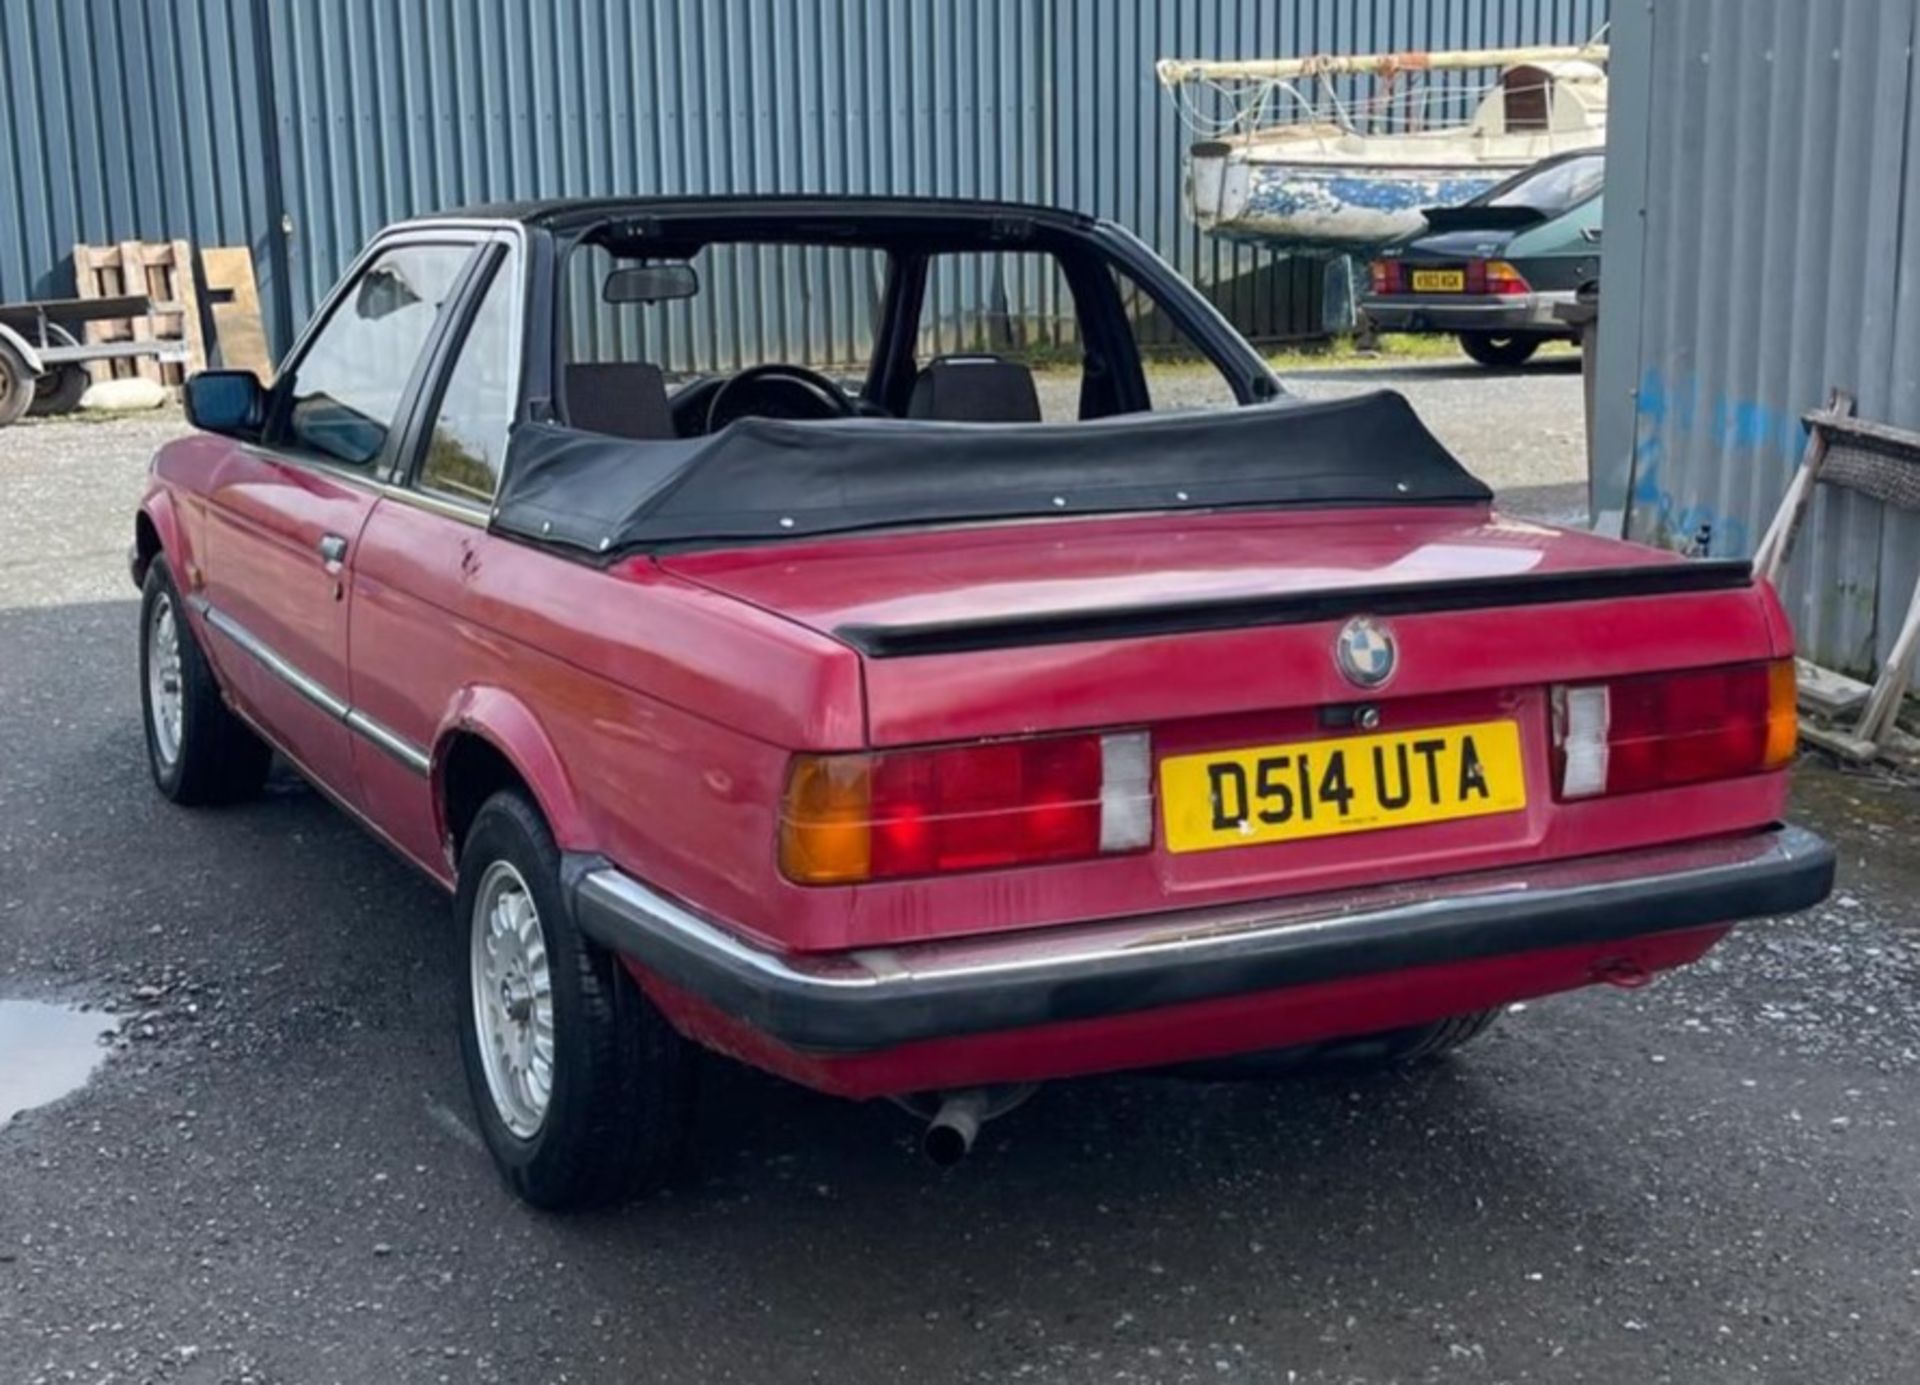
1369, 259, 1405, 294
779, 732, 1153, 884
1483, 258, 1531, 296
1552, 659, 1797, 799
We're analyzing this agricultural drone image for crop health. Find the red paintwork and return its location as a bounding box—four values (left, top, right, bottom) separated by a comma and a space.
627, 926, 1732, 1099
144, 443, 1789, 1095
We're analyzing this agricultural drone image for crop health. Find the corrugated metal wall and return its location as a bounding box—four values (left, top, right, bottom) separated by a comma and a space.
3, 0, 1607, 366
1594, 0, 1920, 678
0, 0, 283, 326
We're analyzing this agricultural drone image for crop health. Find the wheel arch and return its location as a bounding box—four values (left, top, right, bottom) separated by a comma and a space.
132, 492, 183, 589
0, 321, 45, 376
432, 688, 591, 866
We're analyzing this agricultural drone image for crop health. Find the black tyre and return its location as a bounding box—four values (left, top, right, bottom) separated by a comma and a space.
455, 790, 695, 1210
139, 555, 272, 805
1457, 332, 1542, 368
28, 326, 88, 417
1171, 1008, 1502, 1079
0, 341, 33, 426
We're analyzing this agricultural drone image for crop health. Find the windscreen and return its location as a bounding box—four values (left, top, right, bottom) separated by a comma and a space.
1481, 153, 1604, 215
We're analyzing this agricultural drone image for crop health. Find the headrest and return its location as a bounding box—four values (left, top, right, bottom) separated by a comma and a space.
565, 361, 673, 440
907, 354, 1043, 423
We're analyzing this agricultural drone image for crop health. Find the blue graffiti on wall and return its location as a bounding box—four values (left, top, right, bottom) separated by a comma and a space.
1631, 365, 1810, 556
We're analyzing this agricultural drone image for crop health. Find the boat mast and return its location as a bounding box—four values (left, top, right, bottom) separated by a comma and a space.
1155, 44, 1608, 88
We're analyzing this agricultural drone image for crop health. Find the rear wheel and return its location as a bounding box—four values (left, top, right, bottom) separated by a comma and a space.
28, 326, 89, 417
139, 555, 272, 805
1457, 332, 1541, 368
0, 342, 33, 426
455, 790, 695, 1210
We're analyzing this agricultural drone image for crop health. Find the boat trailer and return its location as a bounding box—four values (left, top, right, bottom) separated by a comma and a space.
0, 295, 191, 427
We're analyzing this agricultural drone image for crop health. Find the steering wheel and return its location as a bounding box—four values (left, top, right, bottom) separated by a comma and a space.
705, 363, 857, 433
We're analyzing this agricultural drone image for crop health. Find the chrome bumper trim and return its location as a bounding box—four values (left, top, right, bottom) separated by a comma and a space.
569, 825, 1835, 1053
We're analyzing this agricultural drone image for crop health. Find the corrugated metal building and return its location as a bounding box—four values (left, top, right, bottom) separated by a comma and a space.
1594, 0, 1920, 678
3, 0, 1606, 365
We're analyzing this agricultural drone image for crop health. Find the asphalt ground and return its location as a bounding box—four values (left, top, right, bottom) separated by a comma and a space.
4, 365, 1917, 1384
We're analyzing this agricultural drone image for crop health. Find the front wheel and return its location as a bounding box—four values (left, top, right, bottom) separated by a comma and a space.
1457, 332, 1542, 368
455, 790, 695, 1210
139, 555, 271, 805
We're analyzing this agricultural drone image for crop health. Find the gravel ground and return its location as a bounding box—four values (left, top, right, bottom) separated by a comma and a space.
4, 391, 1917, 1384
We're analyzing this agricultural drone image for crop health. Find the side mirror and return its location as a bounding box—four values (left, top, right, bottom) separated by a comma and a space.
184, 370, 266, 436
603, 262, 700, 304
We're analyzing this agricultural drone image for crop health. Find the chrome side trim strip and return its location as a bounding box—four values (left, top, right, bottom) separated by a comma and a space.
192, 597, 431, 776
199, 600, 350, 720
346, 708, 433, 775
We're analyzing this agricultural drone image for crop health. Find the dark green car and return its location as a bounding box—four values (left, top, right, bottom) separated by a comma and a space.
1363, 150, 1603, 368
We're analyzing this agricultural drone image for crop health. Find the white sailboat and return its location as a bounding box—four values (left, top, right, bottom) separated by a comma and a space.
1156, 44, 1609, 255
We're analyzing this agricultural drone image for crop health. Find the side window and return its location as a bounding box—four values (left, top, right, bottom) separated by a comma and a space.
1112, 268, 1243, 414
915, 251, 1084, 423
420, 257, 520, 502
276, 243, 473, 467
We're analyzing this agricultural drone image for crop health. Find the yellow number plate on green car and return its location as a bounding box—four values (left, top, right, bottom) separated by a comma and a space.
1160, 720, 1527, 853
1411, 269, 1466, 292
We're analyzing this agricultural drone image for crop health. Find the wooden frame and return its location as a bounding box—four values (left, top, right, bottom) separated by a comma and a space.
1757, 388, 1920, 762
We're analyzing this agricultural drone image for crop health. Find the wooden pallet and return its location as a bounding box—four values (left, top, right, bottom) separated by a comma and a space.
71, 240, 206, 385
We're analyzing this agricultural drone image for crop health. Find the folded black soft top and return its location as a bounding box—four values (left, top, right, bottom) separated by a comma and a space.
490, 389, 1490, 556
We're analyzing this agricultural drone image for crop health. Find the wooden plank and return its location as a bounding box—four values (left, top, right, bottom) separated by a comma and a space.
1811, 409, 1920, 455
118, 241, 160, 383
167, 238, 206, 375
1795, 658, 1872, 718
200, 245, 272, 381
72, 243, 133, 384
1855, 570, 1920, 744
1799, 721, 1881, 765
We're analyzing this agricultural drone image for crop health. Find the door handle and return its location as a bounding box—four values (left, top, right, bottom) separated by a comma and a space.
317, 533, 349, 568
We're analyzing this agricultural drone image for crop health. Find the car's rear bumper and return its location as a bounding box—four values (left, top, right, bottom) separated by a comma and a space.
1361, 289, 1577, 334
568, 825, 1833, 1056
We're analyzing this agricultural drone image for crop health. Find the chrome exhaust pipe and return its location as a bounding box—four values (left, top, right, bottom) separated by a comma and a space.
907, 1083, 1038, 1166
922, 1088, 992, 1166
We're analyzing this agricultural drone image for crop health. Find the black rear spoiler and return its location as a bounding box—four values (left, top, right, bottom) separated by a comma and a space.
837, 561, 1755, 658
1419, 205, 1549, 233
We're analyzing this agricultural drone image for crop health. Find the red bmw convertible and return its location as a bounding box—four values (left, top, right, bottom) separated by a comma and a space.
133, 197, 1832, 1207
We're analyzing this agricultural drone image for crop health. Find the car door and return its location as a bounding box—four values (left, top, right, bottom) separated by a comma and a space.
197, 236, 482, 803
345, 237, 526, 870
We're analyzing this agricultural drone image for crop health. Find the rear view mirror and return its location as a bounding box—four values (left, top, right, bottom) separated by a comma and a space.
355, 264, 422, 321
184, 370, 266, 436
603, 262, 699, 304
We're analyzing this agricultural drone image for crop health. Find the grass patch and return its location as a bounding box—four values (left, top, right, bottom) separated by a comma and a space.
1262, 333, 1579, 372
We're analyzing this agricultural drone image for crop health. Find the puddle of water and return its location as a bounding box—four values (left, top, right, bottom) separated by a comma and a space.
0, 1000, 119, 1128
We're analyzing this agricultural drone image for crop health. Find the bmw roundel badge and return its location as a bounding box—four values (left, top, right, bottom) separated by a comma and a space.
1335, 617, 1396, 688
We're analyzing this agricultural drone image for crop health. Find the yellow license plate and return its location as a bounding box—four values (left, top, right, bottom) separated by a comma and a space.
1411, 269, 1466, 293
1160, 720, 1526, 854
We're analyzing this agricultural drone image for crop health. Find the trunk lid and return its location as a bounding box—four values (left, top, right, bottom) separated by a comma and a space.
656, 506, 1784, 946
658, 507, 1761, 742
